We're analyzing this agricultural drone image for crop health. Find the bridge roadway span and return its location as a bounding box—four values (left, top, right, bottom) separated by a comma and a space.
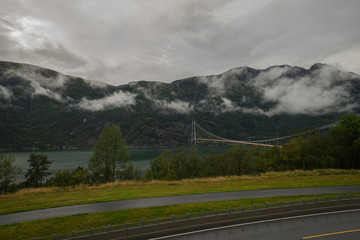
1, 185, 359, 225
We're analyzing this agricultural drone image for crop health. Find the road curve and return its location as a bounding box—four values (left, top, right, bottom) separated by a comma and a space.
0, 185, 359, 225
151, 209, 360, 240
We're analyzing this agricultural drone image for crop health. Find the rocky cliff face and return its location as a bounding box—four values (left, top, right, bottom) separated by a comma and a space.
1, 61, 359, 150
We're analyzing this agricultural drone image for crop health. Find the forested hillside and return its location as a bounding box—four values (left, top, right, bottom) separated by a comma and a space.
1, 61, 360, 150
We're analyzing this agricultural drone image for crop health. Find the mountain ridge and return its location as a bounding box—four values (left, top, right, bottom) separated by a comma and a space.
1, 61, 359, 150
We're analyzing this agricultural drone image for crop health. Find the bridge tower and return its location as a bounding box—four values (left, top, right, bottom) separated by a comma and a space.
191, 120, 197, 145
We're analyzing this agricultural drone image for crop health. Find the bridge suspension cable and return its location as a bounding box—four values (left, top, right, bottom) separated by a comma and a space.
191, 113, 359, 147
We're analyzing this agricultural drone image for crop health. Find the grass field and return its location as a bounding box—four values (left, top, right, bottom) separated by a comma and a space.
0, 169, 360, 214
1, 169, 360, 215
0, 169, 360, 240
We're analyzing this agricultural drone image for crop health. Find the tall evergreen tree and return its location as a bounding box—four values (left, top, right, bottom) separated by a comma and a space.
25, 153, 53, 188
89, 123, 130, 183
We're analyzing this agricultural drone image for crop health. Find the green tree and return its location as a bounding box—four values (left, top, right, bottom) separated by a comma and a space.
53, 169, 72, 187
149, 148, 202, 180
202, 151, 227, 177
330, 113, 360, 169
0, 153, 22, 193
120, 163, 142, 180
25, 153, 53, 188
262, 145, 285, 171
71, 166, 89, 185
88, 123, 130, 183
303, 132, 335, 169
172, 148, 202, 180
52, 166, 89, 187
224, 146, 261, 175
149, 150, 174, 180
282, 136, 307, 170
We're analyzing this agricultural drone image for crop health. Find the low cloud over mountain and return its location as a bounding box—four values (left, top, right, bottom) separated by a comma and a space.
73, 90, 137, 111
1, 61, 359, 116
248, 64, 359, 116
1, 61, 359, 149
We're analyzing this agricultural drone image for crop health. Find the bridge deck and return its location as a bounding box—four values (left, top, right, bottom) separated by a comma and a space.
194, 138, 277, 148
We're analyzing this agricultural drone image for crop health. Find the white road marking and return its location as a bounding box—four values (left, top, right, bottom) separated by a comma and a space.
149, 208, 360, 240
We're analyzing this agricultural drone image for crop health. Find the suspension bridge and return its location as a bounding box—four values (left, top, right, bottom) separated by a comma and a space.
190, 114, 359, 147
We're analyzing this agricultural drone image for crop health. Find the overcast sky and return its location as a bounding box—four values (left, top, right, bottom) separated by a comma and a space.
1, 0, 360, 85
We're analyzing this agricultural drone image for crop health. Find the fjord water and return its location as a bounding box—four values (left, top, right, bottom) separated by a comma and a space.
10, 146, 231, 179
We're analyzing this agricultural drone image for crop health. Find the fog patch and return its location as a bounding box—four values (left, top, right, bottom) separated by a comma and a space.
219, 97, 265, 114
241, 107, 267, 115
249, 65, 358, 116
4, 66, 71, 102
198, 67, 249, 96
30, 80, 67, 102
198, 75, 227, 96
5, 65, 69, 89
253, 66, 291, 87
85, 79, 109, 88
220, 97, 240, 112
74, 90, 137, 111
198, 97, 266, 115
262, 78, 353, 115
0, 85, 13, 100
134, 83, 193, 114
154, 99, 193, 114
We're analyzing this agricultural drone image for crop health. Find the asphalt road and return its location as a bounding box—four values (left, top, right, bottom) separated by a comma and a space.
151, 209, 360, 240
0, 185, 359, 225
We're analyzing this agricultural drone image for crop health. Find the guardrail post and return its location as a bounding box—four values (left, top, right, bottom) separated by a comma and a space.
141, 220, 144, 227
337, 195, 340, 200
91, 228, 93, 234
241, 206, 244, 211
291, 200, 293, 205
254, 204, 256, 209
228, 207, 231, 214
349, 193, 351, 199
314, 197, 317, 202
157, 217, 160, 224
72, 231, 75, 237
125, 222, 128, 229
53, 234, 56, 240
33, 237, 35, 240
214, 209, 217, 215
187, 212, 190, 219
279, 201, 281, 206
201, 210, 204, 217
326, 196, 328, 201
302, 198, 305, 204
172, 215, 175, 222
108, 225, 111, 232
266, 202, 269, 208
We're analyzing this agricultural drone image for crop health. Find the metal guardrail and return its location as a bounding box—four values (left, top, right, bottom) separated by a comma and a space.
33, 193, 360, 240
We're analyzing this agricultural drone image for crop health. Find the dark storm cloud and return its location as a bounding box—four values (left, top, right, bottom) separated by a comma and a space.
0, 0, 359, 85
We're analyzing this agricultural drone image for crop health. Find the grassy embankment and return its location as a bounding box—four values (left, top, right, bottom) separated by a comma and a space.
0, 169, 360, 239
1, 169, 360, 215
